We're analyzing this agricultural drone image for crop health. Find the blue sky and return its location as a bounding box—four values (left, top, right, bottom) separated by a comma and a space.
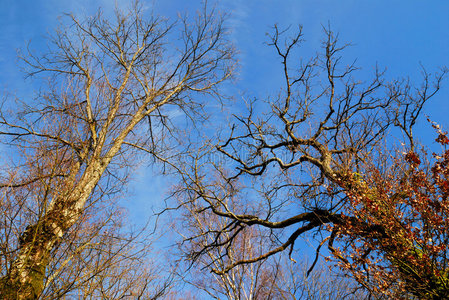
1, 0, 448, 130
1, 0, 449, 261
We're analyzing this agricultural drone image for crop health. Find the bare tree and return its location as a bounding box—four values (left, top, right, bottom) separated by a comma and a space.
175, 25, 447, 297
174, 200, 367, 299
175, 198, 286, 299
0, 1, 234, 298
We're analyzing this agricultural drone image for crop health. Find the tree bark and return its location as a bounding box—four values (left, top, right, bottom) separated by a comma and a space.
0, 161, 106, 299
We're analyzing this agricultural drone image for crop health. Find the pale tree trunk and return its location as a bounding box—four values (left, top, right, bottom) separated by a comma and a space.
0, 1, 234, 297
0, 161, 107, 299
0, 92, 176, 298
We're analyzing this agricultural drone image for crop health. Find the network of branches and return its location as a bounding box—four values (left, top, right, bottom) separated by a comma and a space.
0, 1, 448, 299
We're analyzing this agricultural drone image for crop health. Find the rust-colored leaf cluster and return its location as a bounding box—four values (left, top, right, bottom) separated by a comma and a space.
331, 128, 449, 299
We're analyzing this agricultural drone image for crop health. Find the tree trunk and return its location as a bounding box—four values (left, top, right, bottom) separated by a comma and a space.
0, 161, 106, 299
0, 226, 51, 299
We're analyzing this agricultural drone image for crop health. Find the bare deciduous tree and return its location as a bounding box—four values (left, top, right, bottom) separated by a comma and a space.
176, 199, 286, 299
175, 25, 447, 297
174, 200, 367, 299
0, 2, 234, 298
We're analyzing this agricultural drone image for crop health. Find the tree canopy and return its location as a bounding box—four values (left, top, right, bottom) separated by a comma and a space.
1, 1, 448, 299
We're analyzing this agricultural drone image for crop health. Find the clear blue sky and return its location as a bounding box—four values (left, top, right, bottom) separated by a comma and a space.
1, 0, 448, 247
2, 0, 448, 123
